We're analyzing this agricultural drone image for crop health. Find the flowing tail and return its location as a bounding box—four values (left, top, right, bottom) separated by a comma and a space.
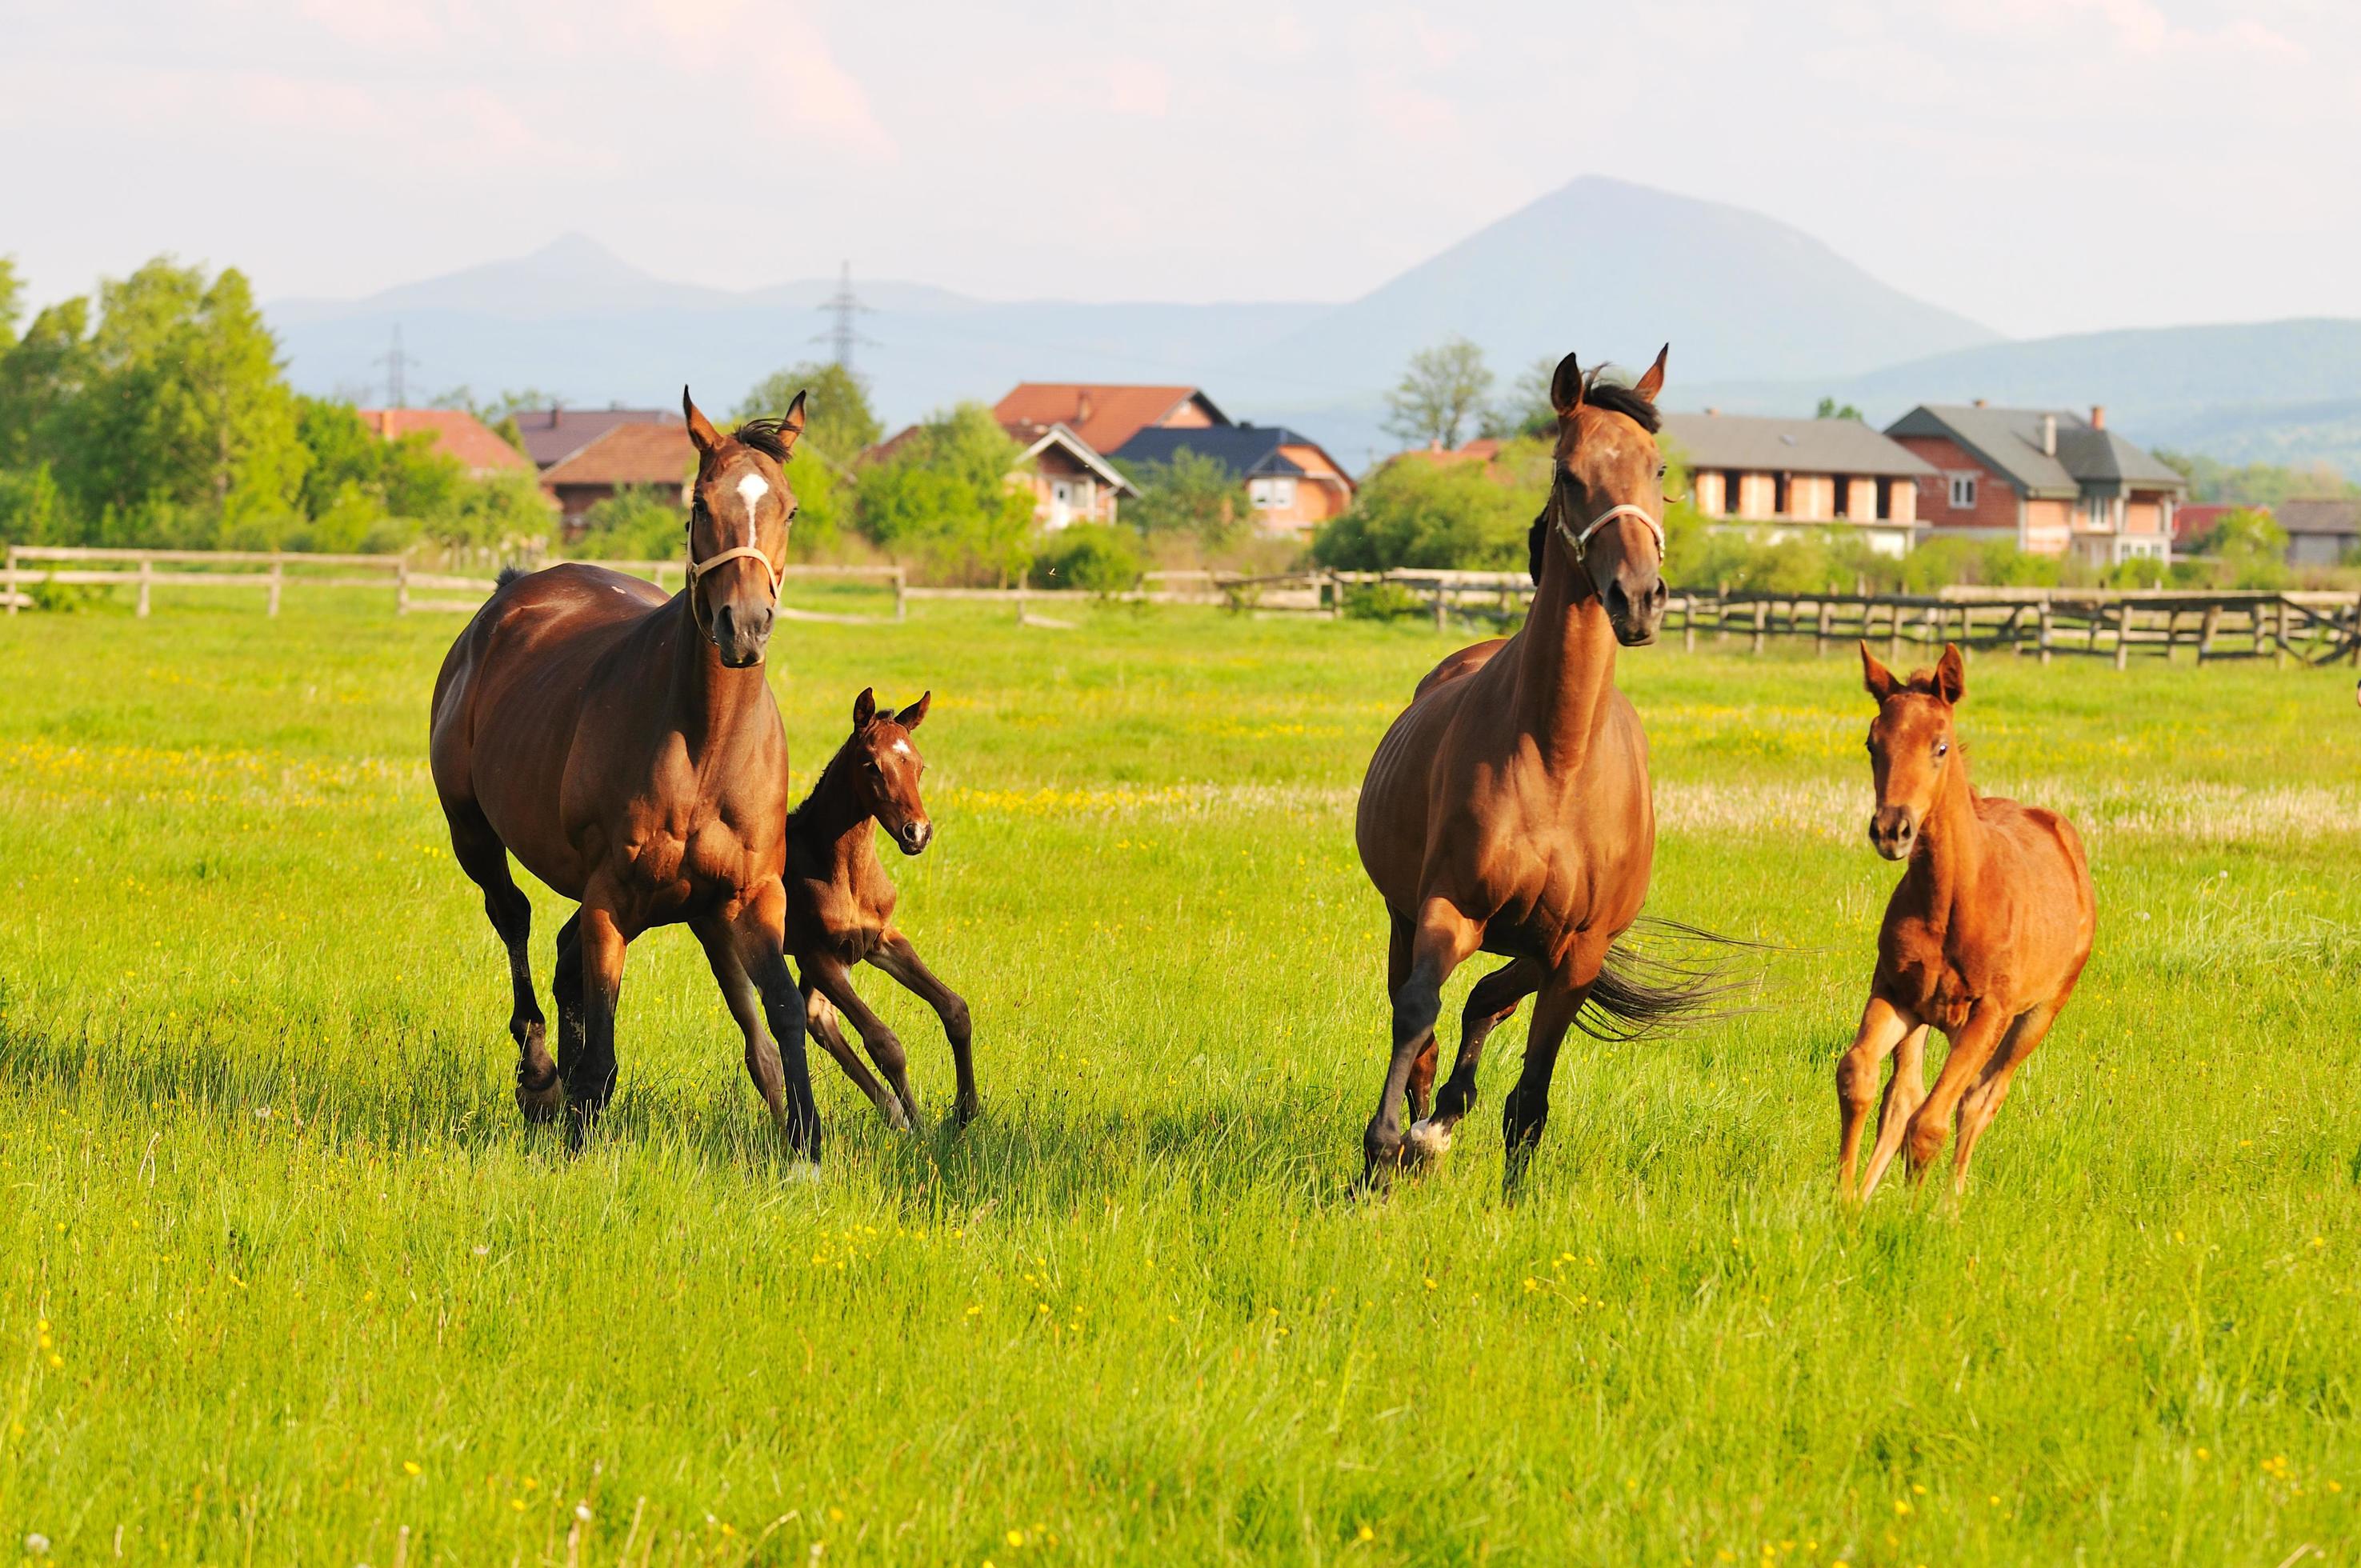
1576, 917, 1763, 1042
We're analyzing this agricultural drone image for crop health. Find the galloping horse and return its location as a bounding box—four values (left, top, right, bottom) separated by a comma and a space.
782, 687, 978, 1130
428, 389, 821, 1156
1837, 642, 2095, 1198
1355, 346, 1703, 1190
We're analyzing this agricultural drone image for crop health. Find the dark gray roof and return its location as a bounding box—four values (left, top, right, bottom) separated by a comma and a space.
1659, 413, 1936, 478
2278, 498, 2360, 536
1885, 405, 2185, 498
1113, 426, 1314, 479
512, 407, 680, 468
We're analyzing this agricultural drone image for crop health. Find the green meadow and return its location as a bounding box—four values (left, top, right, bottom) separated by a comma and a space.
0, 589, 2355, 1565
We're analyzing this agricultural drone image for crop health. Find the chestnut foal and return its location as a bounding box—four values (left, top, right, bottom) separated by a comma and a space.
1838, 643, 2095, 1198
784, 688, 978, 1130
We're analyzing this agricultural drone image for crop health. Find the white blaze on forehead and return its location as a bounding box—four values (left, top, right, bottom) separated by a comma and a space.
734, 472, 768, 547
891, 739, 912, 756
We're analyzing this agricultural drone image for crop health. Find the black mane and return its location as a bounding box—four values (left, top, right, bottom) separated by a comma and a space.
730, 418, 797, 462
1581, 372, 1661, 434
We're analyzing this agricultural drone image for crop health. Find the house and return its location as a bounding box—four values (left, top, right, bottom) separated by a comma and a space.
2278, 498, 2361, 566
511, 406, 681, 470
1396, 438, 1507, 469
538, 422, 698, 531
998, 420, 1139, 529
2171, 502, 2244, 555
1113, 425, 1356, 536
990, 384, 1230, 456
1885, 402, 2185, 565
354, 409, 536, 479
1658, 412, 1934, 557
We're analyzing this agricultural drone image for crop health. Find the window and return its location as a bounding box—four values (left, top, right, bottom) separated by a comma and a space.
1831, 476, 1851, 519
1948, 474, 1977, 510
1250, 477, 1295, 510
1722, 471, 1743, 516
1875, 478, 1894, 521
1772, 473, 1791, 515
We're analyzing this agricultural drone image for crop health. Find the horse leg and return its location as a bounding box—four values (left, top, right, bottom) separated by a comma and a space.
1950, 1002, 2059, 1193
801, 974, 908, 1130
729, 886, 819, 1162
550, 910, 584, 1090
805, 954, 919, 1130
565, 900, 630, 1134
869, 928, 979, 1126
1899, 1002, 2012, 1184
1362, 902, 1481, 1187
1835, 996, 1916, 1199
1500, 979, 1586, 1197
441, 799, 559, 1123
1857, 1024, 1930, 1198
1406, 957, 1542, 1165
1405, 1041, 1439, 1127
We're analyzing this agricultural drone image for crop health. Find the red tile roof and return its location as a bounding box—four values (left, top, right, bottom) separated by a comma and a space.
538, 422, 697, 489
991, 384, 1226, 455
355, 409, 534, 477
1393, 438, 1504, 468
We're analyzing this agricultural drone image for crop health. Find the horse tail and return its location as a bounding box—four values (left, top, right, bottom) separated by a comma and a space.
494, 563, 526, 590
1576, 917, 1762, 1042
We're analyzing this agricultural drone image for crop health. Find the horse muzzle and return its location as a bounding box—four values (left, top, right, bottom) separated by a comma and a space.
1605, 575, 1667, 646
893, 817, 933, 856
710, 601, 774, 668
1868, 806, 1918, 861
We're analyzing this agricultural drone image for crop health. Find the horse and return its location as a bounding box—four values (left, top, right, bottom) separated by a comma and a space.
427, 387, 822, 1157
1836, 642, 2095, 1198
781, 686, 978, 1130
1353, 346, 1710, 1190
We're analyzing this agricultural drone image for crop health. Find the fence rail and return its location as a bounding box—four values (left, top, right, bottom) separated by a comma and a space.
6, 546, 2357, 667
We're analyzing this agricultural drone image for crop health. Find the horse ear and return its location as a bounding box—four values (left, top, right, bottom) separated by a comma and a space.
682, 386, 722, 457
1934, 642, 1966, 705
1633, 343, 1669, 403
895, 690, 931, 730
852, 686, 876, 730
1549, 352, 1586, 418
777, 390, 807, 455
1859, 640, 1899, 703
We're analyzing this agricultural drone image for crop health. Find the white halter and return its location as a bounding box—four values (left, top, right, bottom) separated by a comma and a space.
1555, 497, 1666, 564
684, 541, 784, 597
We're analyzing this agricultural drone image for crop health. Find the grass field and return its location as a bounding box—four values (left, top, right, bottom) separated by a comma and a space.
1, 590, 2357, 1566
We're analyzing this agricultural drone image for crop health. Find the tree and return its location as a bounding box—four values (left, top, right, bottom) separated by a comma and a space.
733, 362, 882, 462
852, 402, 1035, 583
1311, 442, 1543, 571
2199, 506, 2289, 588
1483, 355, 1558, 441
1115, 447, 1253, 546
1815, 396, 1864, 422
1383, 338, 1494, 450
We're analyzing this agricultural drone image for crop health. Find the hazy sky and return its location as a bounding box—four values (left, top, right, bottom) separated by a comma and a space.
6, 1, 2357, 339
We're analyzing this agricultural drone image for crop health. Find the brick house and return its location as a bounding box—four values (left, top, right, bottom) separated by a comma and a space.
355, 409, 537, 478
1885, 402, 2184, 565
511, 406, 681, 470
538, 422, 697, 531
1112, 425, 1356, 537
1658, 412, 1934, 557
998, 420, 1139, 529
990, 384, 1229, 455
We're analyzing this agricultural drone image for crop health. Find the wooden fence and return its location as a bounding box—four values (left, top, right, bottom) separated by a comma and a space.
6, 546, 2358, 667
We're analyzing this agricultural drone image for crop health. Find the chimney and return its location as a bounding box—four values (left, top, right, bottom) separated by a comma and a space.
1972, 398, 1988, 408
2090, 404, 2106, 430
1076, 390, 1094, 426
2040, 414, 2057, 457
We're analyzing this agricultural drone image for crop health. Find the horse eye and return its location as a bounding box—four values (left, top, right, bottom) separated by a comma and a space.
1935, 740, 1950, 757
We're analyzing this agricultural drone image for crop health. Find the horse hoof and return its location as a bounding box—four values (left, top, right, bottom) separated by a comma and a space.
782, 1160, 822, 1184
515, 1073, 564, 1125
1403, 1118, 1453, 1166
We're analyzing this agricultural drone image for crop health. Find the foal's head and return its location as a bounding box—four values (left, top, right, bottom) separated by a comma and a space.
842, 686, 934, 855
682, 386, 805, 669
1859, 642, 1967, 861
1533, 345, 1671, 646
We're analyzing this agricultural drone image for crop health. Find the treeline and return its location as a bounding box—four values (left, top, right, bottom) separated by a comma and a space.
0, 258, 547, 553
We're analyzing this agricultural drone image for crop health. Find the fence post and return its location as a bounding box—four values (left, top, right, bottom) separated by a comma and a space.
3, 545, 16, 615
2038, 602, 2053, 666
894, 566, 907, 623
396, 559, 410, 617
268, 558, 284, 617
1431, 582, 1447, 634
1751, 600, 1767, 655
2113, 603, 2130, 670
1887, 603, 1903, 664
1683, 594, 1696, 654
2198, 602, 2219, 662
137, 556, 153, 618
1815, 598, 1832, 657
2349, 593, 2361, 667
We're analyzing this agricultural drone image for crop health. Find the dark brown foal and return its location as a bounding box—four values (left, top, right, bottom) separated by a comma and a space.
1836, 642, 2095, 1198
784, 688, 978, 1130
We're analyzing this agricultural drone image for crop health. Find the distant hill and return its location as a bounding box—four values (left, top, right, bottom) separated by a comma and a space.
1678, 319, 2361, 478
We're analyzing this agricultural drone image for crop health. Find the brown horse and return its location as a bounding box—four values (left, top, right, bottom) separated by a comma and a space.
429, 388, 822, 1155
1354, 346, 1706, 1190
782, 687, 978, 1130
1837, 642, 2095, 1198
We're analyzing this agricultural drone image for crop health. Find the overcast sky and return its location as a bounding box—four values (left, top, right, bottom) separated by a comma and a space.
5, 1, 2357, 339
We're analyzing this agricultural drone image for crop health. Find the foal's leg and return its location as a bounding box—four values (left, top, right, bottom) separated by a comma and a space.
1406, 957, 1542, 1165
1835, 996, 1915, 1198
1499, 979, 1587, 1197
804, 954, 920, 1129
441, 798, 559, 1122
1949, 1002, 2059, 1193
801, 977, 909, 1130
869, 928, 979, 1126
1363, 902, 1481, 1186
1899, 1002, 2013, 1182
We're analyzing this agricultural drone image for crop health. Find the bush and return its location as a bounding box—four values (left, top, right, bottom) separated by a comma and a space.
1340, 581, 1427, 620
569, 486, 683, 561
1312, 445, 1545, 572
1027, 523, 1142, 594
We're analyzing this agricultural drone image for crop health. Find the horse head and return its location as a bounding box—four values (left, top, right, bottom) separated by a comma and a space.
1859, 641, 1966, 861
1534, 345, 1671, 646
846, 686, 934, 855
683, 386, 804, 668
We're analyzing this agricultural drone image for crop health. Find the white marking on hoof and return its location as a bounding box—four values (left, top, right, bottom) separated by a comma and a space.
1403, 1118, 1454, 1164
782, 1160, 822, 1183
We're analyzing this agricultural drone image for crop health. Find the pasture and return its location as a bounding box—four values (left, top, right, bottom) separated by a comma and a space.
1, 594, 2355, 1565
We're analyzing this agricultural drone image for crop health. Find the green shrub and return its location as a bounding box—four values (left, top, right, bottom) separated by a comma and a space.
1027, 524, 1142, 594
1340, 581, 1427, 621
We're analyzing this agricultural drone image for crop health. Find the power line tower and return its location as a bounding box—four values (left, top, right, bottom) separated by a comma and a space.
374, 324, 422, 408
810, 261, 877, 371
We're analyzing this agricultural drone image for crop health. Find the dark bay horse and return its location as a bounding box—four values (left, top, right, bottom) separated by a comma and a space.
783, 687, 978, 1130
1838, 642, 2095, 1198
1355, 346, 1704, 1190
429, 389, 822, 1154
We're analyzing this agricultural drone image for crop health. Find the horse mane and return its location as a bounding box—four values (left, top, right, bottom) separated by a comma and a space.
1527, 369, 1664, 582
730, 418, 797, 462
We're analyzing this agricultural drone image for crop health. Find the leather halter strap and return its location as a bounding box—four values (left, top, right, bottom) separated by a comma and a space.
685, 542, 784, 597
1555, 494, 1667, 564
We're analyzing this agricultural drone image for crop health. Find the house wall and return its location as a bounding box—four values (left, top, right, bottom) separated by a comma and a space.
1252, 446, 1354, 534
1159, 400, 1218, 430
1693, 470, 1727, 514
2124, 495, 2165, 536
1893, 434, 2025, 541
2290, 532, 2358, 567
1025, 448, 1119, 529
